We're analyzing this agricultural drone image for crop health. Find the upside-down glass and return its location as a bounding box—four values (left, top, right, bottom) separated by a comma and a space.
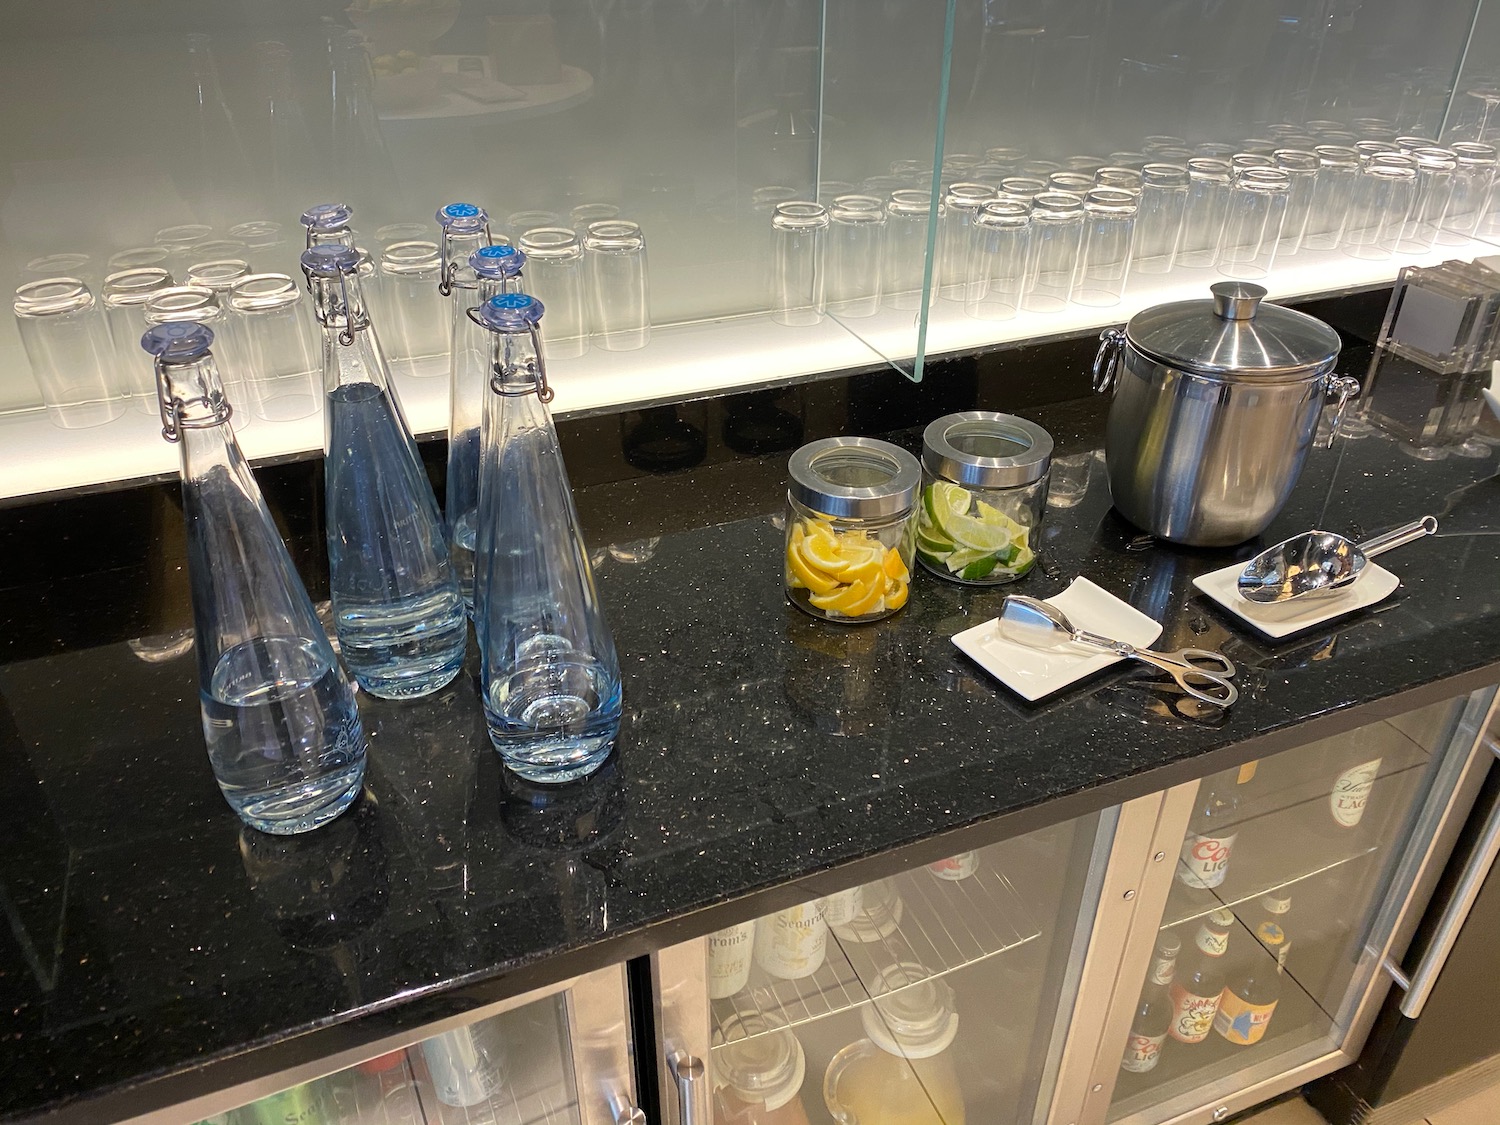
827, 195, 885, 318
1020, 191, 1084, 313
14, 278, 121, 428
769, 201, 829, 326
884, 189, 940, 311
1075, 188, 1138, 307
516, 227, 589, 358
1304, 145, 1361, 251
1047, 171, 1095, 195
1095, 167, 1143, 193
1019, 159, 1062, 178
379, 240, 448, 368
1179, 159, 1234, 268
24, 254, 94, 289
964, 200, 1031, 322
102, 267, 174, 413
1133, 164, 1188, 274
1273, 149, 1320, 254
156, 223, 214, 274
584, 220, 650, 349
186, 258, 252, 298
1193, 142, 1238, 159
570, 203, 619, 237
940, 183, 996, 300
227, 273, 320, 422
1439, 143, 1497, 244
998, 176, 1047, 203
506, 210, 560, 244
1400, 147, 1457, 253
1107, 151, 1148, 170
1396, 135, 1440, 153
1231, 152, 1275, 172
1341, 162, 1418, 260
1143, 135, 1187, 156
1218, 167, 1290, 280
108, 246, 171, 275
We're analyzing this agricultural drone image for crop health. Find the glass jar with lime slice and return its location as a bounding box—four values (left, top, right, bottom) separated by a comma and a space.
785, 437, 920, 623
917, 411, 1052, 584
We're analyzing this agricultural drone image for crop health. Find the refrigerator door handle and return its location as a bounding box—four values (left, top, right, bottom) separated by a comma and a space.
669, 1053, 708, 1125
1386, 734, 1500, 1019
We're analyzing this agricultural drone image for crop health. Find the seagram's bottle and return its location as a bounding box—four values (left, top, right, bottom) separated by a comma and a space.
302, 245, 466, 700
471, 294, 622, 781
447, 243, 527, 611
143, 321, 365, 835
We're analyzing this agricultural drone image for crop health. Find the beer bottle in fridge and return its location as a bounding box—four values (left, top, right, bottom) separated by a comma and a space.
1249, 893, 1292, 969
1167, 910, 1233, 1044
1216, 925, 1284, 1045
1121, 933, 1182, 1074
1177, 777, 1242, 890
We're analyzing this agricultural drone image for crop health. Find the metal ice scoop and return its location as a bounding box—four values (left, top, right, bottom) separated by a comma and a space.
998, 596, 1238, 707
1236, 515, 1437, 604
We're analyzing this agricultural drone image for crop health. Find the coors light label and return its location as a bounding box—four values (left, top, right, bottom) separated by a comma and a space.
1178, 832, 1236, 889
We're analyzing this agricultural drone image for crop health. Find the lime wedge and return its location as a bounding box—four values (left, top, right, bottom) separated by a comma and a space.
946, 515, 1013, 553
917, 529, 956, 554
959, 555, 999, 581
944, 547, 991, 572
925, 482, 972, 536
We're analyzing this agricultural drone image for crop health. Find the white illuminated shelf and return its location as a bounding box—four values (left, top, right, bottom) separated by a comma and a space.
2, 238, 1496, 503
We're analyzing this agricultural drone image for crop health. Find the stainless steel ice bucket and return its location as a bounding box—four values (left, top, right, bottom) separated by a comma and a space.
1092, 282, 1358, 547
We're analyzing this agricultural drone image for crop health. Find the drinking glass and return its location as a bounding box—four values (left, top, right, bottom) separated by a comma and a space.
1178, 158, 1233, 268
1399, 147, 1457, 253
1352, 118, 1398, 140
142, 285, 245, 418
506, 210, 561, 244
1095, 167, 1142, 193
229, 221, 286, 255
517, 227, 590, 358
1304, 145, 1360, 251
1019, 159, 1062, 177
1048, 171, 1095, 195
769, 201, 829, 326
228, 273, 320, 422
379, 240, 448, 368
1075, 188, 1137, 306
1020, 191, 1084, 313
1340, 162, 1418, 260
24, 253, 96, 290
1065, 155, 1106, 174
1193, 142, 1238, 159
1306, 120, 1349, 138
883, 189, 940, 311
827, 194, 885, 318
1143, 135, 1188, 156
1133, 163, 1188, 274
191, 239, 250, 264
1396, 135, 1440, 153
940, 183, 996, 299
102, 267, 174, 413
984, 147, 1026, 171
584, 219, 651, 349
571, 203, 620, 237
14, 279, 121, 428
1217, 167, 1290, 280
1355, 139, 1400, 164
1107, 151, 1148, 170
1231, 152, 1274, 172
998, 176, 1047, 203
108, 247, 171, 276
186, 258, 252, 296
964, 200, 1031, 321
1272, 149, 1320, 253
1240, 138, 1278, 155
1439, 142, 1497, 244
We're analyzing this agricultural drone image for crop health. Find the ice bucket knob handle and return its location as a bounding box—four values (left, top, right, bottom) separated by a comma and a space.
1211, 281, 1268, 320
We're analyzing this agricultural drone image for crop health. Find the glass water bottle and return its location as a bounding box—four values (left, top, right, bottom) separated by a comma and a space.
302, 245, 467, 700
471, 294, 622, 782
447, 243, 527, 612
143, 321, 366, 835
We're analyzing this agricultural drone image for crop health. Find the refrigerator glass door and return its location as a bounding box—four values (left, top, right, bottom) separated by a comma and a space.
653, 804, 1151, 1125
1101, 688, 1498, 1125
206, 965, 634, 1125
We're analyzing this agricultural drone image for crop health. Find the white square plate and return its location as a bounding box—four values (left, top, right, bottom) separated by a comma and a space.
1192, 560, 1400, 639
951, 576, 1163, 702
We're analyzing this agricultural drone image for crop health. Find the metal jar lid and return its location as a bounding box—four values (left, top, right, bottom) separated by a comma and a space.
922, 411, 1052, 489
788, 437, 920, 519
1124, 281, 1341, 379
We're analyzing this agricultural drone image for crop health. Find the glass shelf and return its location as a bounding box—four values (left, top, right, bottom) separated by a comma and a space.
710, 863, 1039, 1044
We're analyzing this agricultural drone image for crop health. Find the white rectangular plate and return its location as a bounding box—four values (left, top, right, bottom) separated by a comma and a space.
1192, 559, 1400, 639
951, 576, 1164, 702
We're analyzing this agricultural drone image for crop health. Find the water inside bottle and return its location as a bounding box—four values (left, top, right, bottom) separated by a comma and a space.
202, 635, 366, 834
447, 425, 481, 612
482, 637, 622, 783
326, 381, 467, 698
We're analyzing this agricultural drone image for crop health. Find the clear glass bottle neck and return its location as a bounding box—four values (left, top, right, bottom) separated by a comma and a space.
157, 355, 234, 442
441, 228, 493, 294
487, 325, 552, 402
309, 270, 372, 343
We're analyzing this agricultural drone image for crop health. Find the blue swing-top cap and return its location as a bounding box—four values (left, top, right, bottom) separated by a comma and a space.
436, 202, 486, 229
141, 321, 215, 361
471, 243, 526, 278
300, 245, 361, 276
300, 202, 354, 231
475, 292, 544, 330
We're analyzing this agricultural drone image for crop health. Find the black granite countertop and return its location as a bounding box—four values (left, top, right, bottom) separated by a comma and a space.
3, 313, 1500, 1124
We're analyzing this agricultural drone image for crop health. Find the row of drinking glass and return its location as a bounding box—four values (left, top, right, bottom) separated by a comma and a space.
770, 133, 1499, 324
11, 210, 653, 432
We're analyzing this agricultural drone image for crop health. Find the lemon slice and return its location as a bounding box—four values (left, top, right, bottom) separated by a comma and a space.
882, 548, 910, 583
787, 544, 840, 593
809, 575, 879, 615
838, 555, 886, 586
799, 529, 847, 573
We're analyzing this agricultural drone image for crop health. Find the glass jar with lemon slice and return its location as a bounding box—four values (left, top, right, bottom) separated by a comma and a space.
785, 437, 920, 623
917, 412, 1052, 584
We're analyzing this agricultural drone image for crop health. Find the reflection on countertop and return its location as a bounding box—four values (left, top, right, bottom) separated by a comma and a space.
1, 334, 1499, 1124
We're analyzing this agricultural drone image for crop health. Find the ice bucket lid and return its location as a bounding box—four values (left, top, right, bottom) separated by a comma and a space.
1124, 281, 1341, 378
